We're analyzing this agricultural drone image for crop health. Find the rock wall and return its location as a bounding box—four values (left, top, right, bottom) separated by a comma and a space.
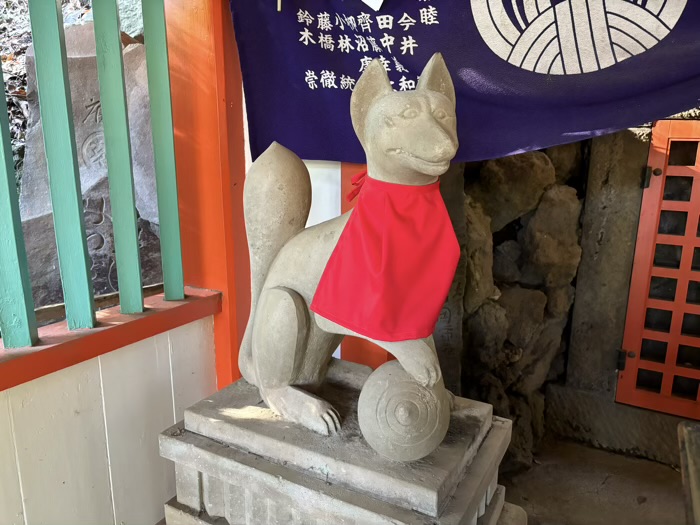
435, 129, 687, 469
436, 144, 586, 471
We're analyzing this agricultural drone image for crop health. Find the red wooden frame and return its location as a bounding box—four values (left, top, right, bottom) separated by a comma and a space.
618, 120, 700, 420
0, 288, 221, 391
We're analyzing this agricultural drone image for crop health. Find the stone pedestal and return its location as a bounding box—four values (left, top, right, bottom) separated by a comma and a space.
160, 360, 526, 525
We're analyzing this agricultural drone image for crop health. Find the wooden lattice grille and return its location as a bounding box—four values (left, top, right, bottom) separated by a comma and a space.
618, 120, 700, 420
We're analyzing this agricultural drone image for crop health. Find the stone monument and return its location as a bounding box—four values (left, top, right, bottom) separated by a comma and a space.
22, 22, 157, 224
161, 54, 527, 524
21, 23, 161, 306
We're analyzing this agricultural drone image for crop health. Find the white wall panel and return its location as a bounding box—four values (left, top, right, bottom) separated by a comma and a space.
304, 160, 343, 357
1, 316, 217, 525
304, 160, 342, 227
169, 317, 217, 419
100, 333, 176, 525
0, 390, 24, 525
9, 358, 114, 525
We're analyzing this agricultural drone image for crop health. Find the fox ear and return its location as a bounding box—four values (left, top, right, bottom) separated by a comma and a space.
417, 53, 456, 108
351, 59, 393, 144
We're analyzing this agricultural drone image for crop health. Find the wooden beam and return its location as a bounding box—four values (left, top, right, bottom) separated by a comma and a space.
28, 0, 95, 329
142, 0, 185, 301
0, 70, 37, 347
0, 287, 221, 392
93, 0, 144, 313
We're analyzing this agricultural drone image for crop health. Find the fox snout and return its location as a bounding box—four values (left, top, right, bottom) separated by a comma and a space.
417, 122, 458, 163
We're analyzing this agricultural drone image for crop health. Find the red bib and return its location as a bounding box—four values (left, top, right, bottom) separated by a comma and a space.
310, 175, 460, 342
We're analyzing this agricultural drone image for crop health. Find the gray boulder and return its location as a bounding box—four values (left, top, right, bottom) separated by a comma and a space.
20, 23, 160, 308
493, 240, 521, 283
511, 317, 568, 395
117, 0, 144, 39
498, 286, 547, 349
546, 285, 576, 319
528, 391, 546, 444
465, 151, 555, 232
545, 142, 582, 184
520, 185, 582, 288
474, 374, 510, 418
80, 0, 144, 39
23, 179, 162, 307
465, 300, 510, 370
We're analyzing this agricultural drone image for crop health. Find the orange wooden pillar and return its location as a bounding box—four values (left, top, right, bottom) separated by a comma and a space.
165, 0, 250, 387
339, 163, 392, 369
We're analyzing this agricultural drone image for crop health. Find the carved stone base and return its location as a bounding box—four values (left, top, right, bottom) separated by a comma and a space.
160, 360, 526, 525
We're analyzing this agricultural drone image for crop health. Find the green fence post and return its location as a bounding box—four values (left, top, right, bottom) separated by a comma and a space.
28, 0, 95, 328
141, 0, 185, 301
0, 74, 38, 348
93, 0, 144, 314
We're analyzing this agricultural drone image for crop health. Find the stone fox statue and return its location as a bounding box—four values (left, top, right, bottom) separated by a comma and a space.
239, 53, 459, 436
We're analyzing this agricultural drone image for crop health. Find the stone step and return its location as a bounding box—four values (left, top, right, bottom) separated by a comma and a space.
478, 486, 505, 525
161, 484, 525, 525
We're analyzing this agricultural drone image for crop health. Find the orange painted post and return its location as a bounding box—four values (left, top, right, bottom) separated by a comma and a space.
339, 162, 392, 369
165, 0, 250, 387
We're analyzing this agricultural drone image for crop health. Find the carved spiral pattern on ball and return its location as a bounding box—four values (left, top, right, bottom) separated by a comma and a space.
358, 361, 450, 462
377, 384, 437, 446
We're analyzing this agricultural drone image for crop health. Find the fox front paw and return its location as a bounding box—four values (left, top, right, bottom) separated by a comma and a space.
398, 354, 442, 389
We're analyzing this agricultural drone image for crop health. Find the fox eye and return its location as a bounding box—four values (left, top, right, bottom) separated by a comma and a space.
433, 108, 447, 120
400, 108, 419, 119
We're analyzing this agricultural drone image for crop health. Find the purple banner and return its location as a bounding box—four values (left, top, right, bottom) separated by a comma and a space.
230, 0, 700, 162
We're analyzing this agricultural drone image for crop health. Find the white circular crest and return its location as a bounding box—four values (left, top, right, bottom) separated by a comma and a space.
471, 0, 687, 74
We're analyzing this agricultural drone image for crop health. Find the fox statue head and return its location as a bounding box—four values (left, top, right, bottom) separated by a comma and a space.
350, 52, 458, 185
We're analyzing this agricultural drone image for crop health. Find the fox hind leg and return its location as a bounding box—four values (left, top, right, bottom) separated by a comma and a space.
252, 287, 341, 435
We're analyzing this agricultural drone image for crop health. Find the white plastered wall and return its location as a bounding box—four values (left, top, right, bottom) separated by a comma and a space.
0, 317, 216, 525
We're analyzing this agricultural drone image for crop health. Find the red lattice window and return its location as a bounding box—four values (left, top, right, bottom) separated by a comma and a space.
618, 121, 700, 420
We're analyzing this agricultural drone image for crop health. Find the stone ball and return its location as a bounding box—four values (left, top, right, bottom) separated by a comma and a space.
358, 361, 450, 462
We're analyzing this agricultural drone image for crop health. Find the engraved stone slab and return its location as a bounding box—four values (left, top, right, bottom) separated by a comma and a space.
21, 178, 162, 307
20, 22, 162, 307
183, 360, 494, 517
22, 22, 156, 224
